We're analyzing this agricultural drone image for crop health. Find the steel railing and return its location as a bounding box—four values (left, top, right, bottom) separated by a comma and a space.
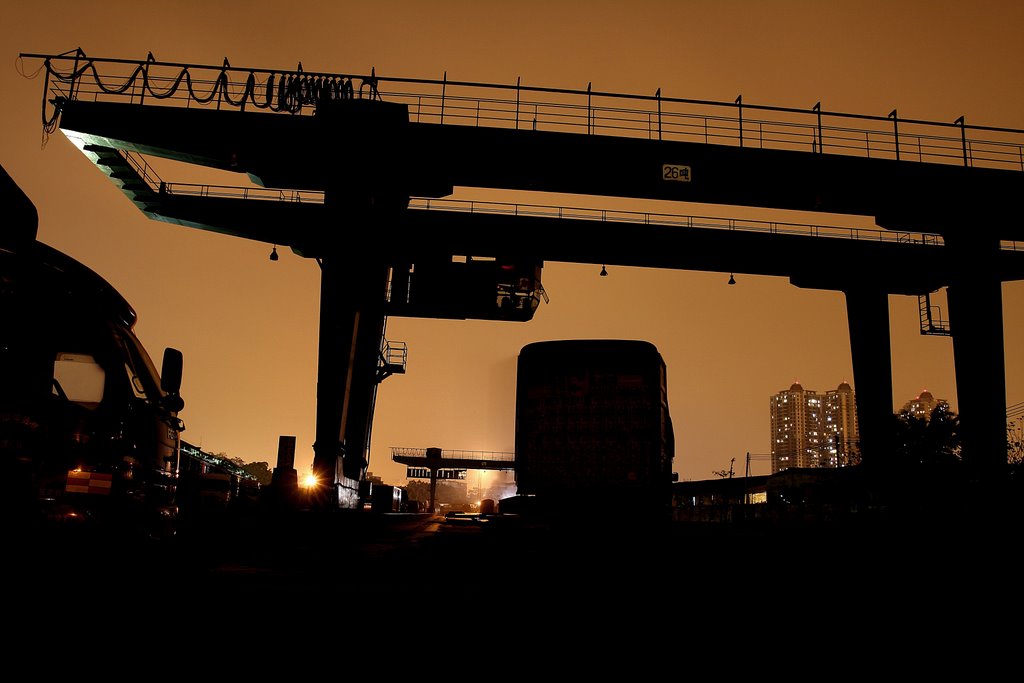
407, 196, 948, 246
101, 149, 1024, 253
392, 448, 516, 462
157, 177, 963, 248
161, 180, 323, 204
21, 49, 1024, 172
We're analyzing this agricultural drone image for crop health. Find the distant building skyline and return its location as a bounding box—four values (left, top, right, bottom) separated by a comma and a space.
900, 389, 950, 422
770, 381, 860, 474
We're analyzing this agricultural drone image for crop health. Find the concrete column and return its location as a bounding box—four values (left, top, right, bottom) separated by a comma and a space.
306, 100, 410, 508
311, 251, 389, 509
945, 234, 1007, 481
429, 468, 439, 516
426, 448, 443, 515
844, 288, 894, 466
269, 435, 298, 508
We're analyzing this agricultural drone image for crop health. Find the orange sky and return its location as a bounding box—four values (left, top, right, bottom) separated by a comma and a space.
2, 1, 1021, 484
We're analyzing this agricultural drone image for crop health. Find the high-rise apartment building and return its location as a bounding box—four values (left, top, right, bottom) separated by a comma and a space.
900, 390, 949, 421
823, 382, 859, 468
770, 381, 860, 473
770, 382, 820, 472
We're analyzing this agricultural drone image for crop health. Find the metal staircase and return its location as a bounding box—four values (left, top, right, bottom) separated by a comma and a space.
918, 290, 951, 336
76, 143, 161, 212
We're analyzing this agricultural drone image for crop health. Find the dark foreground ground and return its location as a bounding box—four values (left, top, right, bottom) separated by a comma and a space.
8, 501, 1021, 669
11, 501, 1022, 610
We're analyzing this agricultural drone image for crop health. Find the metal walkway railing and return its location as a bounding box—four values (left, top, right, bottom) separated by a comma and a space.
145, 175, 1022, 252
96, 148, 1024, 253
21, 49, 1024, 172
392, 448, 515, 463
405, 197, 949, 246
160, 178, 953, 245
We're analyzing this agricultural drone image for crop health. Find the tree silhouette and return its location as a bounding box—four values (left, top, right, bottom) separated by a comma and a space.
887, 403, 961, 479
211, 451, 272, 485
239, 461, 272, 486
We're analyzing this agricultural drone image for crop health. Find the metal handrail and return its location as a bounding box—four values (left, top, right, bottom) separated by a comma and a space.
408, 197, 948, 246
155, 179, 962, 247
152, 178, 954, 245
21, 50, 1024, 172
381, 340, 407, 367
162, 181, 322, 203
121, 149, 164, 190
391, 447, 516, 462
151, 177, 1024, 252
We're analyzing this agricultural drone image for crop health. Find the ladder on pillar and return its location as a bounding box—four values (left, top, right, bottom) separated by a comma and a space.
362, 320, 407, 476
918, 290, 951, 336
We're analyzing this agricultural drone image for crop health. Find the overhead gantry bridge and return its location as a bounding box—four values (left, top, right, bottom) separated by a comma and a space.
19, 49, 1024, 505
392, 447, 515, 514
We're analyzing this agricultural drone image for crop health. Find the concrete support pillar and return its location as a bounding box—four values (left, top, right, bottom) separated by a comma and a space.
311, 251, 388, 509
429, 468, 439, 516
945, 234, 1007, 481
268, 435, 298, 508
844, 288, 894, 466
307, 101, 410, 508
426, 448, 443, 515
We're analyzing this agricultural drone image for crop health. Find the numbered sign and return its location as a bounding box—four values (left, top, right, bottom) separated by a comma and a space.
662, 164, 692, 182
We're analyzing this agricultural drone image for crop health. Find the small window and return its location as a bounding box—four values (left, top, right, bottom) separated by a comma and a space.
53, 352, 105, 408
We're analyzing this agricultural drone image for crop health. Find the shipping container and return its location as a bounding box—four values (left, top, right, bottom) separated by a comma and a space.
514, 340, 675, 516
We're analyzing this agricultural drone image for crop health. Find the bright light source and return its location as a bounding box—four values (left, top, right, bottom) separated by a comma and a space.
302, 471, 319, 489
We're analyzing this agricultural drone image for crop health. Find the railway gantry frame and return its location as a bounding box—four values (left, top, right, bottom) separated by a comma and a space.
19, 49, 1024, 505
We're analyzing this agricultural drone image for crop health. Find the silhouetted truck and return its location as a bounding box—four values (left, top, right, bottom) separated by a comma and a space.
514, 340, 675, 517
1, 163, 185, 537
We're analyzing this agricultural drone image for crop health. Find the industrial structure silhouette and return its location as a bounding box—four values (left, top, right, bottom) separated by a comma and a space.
20, 48, 1024, 507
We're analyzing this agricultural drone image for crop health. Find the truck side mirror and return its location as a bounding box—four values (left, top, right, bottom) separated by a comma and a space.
161, 347, 183, 395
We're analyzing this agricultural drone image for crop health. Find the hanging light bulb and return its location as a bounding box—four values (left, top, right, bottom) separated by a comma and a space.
728, 272, 736, 285
270, 245, 279, 261
600, 264, 608, 277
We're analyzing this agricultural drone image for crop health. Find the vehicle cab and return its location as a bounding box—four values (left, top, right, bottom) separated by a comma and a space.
0, 239, 185, 538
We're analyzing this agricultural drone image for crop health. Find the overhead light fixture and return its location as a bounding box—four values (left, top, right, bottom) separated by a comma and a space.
270, 245, 279, 261
600, 264, 608, 277
728, 273, 736, 285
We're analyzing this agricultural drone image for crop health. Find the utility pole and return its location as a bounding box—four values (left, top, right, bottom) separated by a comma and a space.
744, 451, 750, 505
